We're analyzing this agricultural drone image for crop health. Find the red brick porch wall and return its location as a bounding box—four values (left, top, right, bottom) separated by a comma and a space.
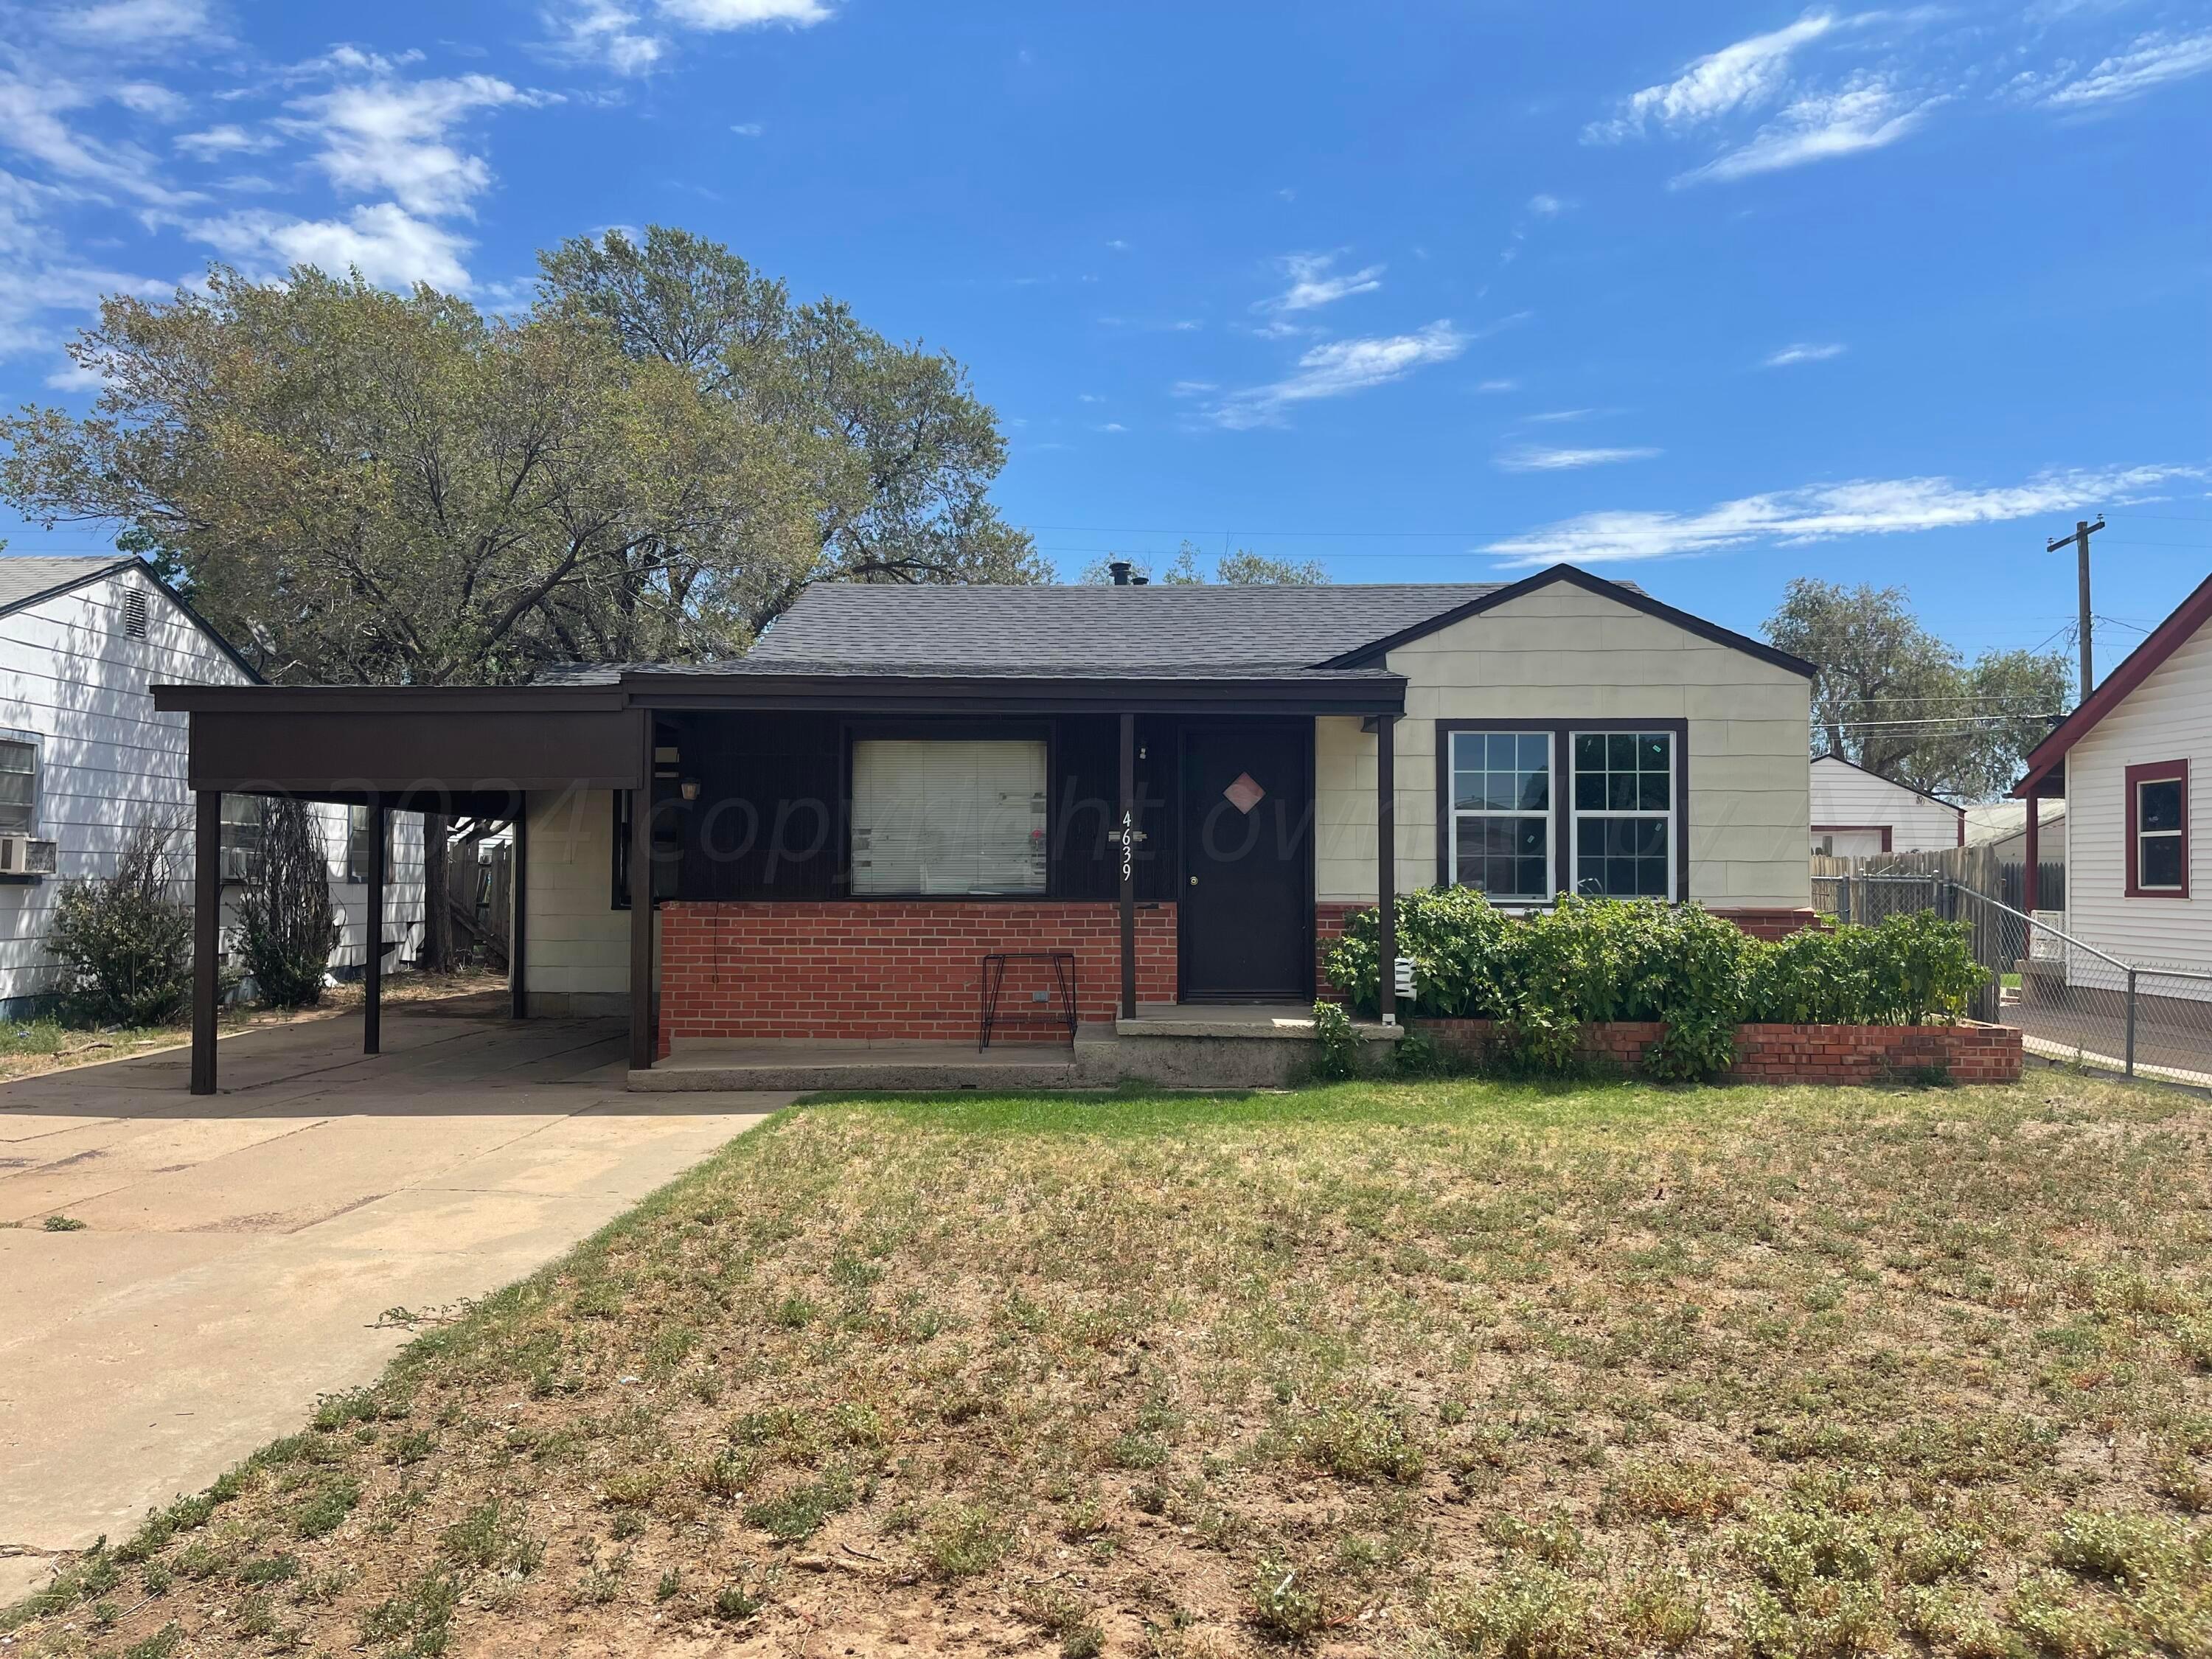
657, 900, 1177, 1050
1422, 1018, 2021, 1084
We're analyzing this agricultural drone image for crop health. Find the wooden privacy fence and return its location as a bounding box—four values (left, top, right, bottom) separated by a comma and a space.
447, 841, 512, 970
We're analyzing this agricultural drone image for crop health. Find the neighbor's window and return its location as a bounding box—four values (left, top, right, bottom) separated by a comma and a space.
850, 739, 1047, 895
1448, 730, 1552, 902
344, 804, 392, 885
0, 736, 38, 838
1572, 731, 1674, 900
218, 794, 266, 882
2128, 761, 2188, 897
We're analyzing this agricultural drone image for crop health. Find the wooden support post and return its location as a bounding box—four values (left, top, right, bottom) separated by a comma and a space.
628, 714, 655, 1073
191, 789, 220, 1095
364, 800, 385, 1056
2023, 790, 2042, 916
509, 796, 529, 1022
1377, 714, 1397, 1025
1119, 712, 1136, 1020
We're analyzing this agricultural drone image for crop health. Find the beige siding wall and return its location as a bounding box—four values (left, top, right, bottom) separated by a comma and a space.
524, 787, 630, 1013
2062, 617, 2212, 977
1316, 583, 1812, 908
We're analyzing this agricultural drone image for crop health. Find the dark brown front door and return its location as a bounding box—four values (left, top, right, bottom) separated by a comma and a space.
1180, 723, 1312, 1001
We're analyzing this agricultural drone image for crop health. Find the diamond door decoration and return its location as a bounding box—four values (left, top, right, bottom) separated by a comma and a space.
1223, 772, 1265, 814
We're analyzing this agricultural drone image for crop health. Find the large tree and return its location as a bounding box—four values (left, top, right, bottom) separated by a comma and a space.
536, 226, 1043, 633
1764, 577, 2073, 801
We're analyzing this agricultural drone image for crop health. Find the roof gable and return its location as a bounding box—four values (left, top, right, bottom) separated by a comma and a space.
2014, 568, 2212, 796
1318, 563, 1816, 677
0, 554, 264, 684
1812, 752, 1964, 812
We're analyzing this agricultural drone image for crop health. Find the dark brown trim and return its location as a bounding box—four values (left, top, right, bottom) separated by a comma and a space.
628, 709, 655, 1071
1321, 563, 1817, 678
1119, 713, 1136, 1018
1434, 717, 1691, 902
1377, 714, 1397, 1023
2017, 569, 2212, 795
509, 799, 529, 1021
2124, 759, 2190, 899
191, 790, 220, 1096
1813, 824, 1895, 853
364, 800, 385, 1057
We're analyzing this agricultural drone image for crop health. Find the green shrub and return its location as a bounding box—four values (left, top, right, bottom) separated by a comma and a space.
234, 796, 338, 1009
46, 816, 195, 1027
1310, 999, 1360, 1080
1324, 891, 1986, 1080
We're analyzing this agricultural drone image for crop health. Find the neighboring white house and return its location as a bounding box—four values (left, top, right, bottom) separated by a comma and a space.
2014, 568, 2212, 984
1809, 754, 1964, 855
0, 555, 425, 1019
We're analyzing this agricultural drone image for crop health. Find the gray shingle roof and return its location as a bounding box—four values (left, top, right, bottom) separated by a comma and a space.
531, 657, 1405, 687
747, 582, 1523, 670
0, 555, 131, 615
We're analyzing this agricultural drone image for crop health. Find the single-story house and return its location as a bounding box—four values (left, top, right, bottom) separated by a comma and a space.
153, 562, 1817, 1090
0, 554, 425, 1019
2014, 568, 2212, 978
1809, 754, 1964, 855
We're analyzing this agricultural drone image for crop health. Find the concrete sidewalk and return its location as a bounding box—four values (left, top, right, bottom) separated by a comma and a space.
0, 996, 785, 1604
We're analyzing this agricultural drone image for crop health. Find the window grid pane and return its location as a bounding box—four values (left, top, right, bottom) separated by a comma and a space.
0, 740, 35, 836
1450, 731, 1552, 901
2140, 833, 2183, 889
1571, 729, 1673, 900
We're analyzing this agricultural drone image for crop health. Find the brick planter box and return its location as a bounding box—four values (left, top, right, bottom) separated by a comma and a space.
1422, 1018, 2021, 1085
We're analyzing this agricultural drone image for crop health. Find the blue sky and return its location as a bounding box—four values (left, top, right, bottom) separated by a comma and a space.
0, 0, 2207, 665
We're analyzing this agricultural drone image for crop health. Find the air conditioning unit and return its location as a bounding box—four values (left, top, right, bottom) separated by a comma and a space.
0, 835, 57, 875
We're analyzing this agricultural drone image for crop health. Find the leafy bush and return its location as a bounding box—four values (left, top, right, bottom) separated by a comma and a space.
234, 796, 338, 1009
1324, 891, 1986, 1080
1310, 999, 1360, 1080
46, 815, 195, 1027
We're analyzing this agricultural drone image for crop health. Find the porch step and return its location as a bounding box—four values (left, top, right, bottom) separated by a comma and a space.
629, 1039, 1082, 1093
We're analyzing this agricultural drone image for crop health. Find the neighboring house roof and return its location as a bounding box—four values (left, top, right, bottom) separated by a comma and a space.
1811, 752, 1964, 812
532, 658, 1405, 687
742, 563, 1814, 678
2014, 568, 2212, 797
0, 552, 264, 684
1964, 800, 2065, 846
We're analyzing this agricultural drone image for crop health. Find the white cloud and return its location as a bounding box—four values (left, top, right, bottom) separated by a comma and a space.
193, 202, 472, 290
1526, 192, 1569, 216
175, 122, 277, 159
0, 74, 184, 203
1482, 464, 2203, 566
1210, 321, 1468, 429
1475, 378, 1519, 394
285, 72, 538, 218
52, 0, 215, 49
1588, 13, 1837, 142
1168, 380, 1217, 397
1673, 75, 1930, 184
1496, 445, 1661, 472
1259, 251, 1384, 314
1096, 422, 1127, 434
1764, 341, 1846, 366
1527, 408, 1595, 423
729, 121, 764, 136
658, 0, 830, 27
113, 82, 189, 121
2041, 29, 2212, 106
44, 360, 107, 390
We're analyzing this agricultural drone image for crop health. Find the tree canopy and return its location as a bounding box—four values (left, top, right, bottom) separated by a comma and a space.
1764, 577, 2072, 801
0, 228, 1039, 686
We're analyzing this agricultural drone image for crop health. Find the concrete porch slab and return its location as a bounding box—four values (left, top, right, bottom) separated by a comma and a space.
1113, 1003, 1402, 1042
634, 1039, 1084, 1093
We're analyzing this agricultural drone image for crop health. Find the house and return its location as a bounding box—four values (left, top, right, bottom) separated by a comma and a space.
1809, 754, 1964, 855
0, 554, 425, 1019
2013, 568, 2212, 975
152, 562, 1817, 1090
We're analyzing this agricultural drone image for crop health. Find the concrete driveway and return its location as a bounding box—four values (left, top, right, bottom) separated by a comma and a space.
0, 996, 784, 1604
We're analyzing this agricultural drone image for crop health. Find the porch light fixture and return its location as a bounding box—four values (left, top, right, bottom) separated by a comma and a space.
680, 779, 700, 802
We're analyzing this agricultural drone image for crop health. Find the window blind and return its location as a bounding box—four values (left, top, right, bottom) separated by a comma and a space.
851, 740, 1048, 895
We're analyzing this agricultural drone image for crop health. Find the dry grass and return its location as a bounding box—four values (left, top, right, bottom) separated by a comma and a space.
9, 1068, 2212, 1657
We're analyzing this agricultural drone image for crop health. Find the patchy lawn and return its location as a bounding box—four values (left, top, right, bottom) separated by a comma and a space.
0, 970, 508, 1083
9, 1071, 2212, 1658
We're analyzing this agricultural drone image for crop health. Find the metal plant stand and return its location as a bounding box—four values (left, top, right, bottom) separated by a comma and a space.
977, 950, 1079, 1050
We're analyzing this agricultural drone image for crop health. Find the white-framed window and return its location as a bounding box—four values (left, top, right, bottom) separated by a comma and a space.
850, 739, 1048, 895
0, 733, 39, 838
344, 804, 392, 885
1571, 730, 1675, 900
219, 794, 266, 882
1447, 729, 1553, 902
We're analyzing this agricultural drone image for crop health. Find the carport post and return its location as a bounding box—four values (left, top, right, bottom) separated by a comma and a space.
509, 798, 528, 1021
364, 800, 385, 1056
1377, 714, 1397, 1026
629, 713, 655, 1072
191, 790, 220, 1095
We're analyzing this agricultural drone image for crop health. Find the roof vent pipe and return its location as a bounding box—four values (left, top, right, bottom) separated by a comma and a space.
1108, 560, 1133, 585
1130, 574, 1149, 585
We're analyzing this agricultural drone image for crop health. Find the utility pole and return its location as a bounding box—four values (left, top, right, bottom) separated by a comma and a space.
2048, 516, 2105, 700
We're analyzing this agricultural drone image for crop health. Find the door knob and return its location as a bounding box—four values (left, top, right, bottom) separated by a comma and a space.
1189, 874, 1198, 886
